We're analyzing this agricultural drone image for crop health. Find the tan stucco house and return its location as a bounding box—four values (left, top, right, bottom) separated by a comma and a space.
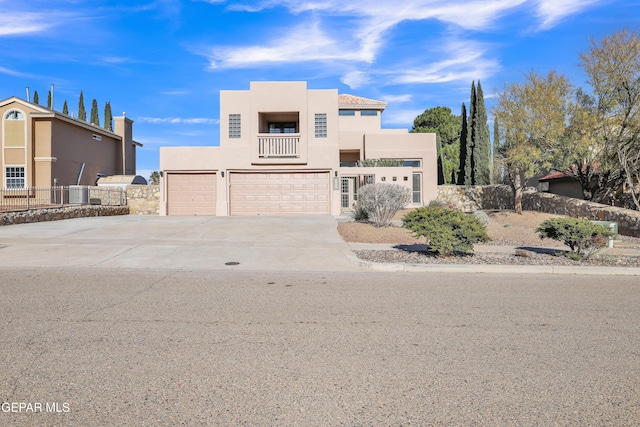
0, 96, 140, 188
160, 81, 437, 216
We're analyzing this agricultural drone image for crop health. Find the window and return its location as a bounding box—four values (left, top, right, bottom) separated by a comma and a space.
360, 110, 378, 116
339, 109, 355, 116
412, 173, 421, 204
229, 114, 241, 138
4, 110, 24, 120
315, 113, 327, 138
268, 122, 297, 133
5, 166, 25, 189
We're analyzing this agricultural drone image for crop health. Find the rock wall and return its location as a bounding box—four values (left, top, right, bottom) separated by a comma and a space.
437, 185, 640, 237
126, 185, 160, 215
0, 206, 129, 226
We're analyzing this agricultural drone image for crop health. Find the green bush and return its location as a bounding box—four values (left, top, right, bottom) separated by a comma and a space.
402, 207, 490, 256
536, 218, 613, 259
350, 205, 369, 222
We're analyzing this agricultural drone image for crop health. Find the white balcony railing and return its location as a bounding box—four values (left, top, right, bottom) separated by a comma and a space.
258, 134, 300, 158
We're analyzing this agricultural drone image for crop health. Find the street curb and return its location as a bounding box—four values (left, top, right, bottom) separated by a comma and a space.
351, 256, 640, 276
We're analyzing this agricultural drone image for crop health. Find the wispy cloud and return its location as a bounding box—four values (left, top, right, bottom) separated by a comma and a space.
0, 12, 54, 36
341, 71, 371, 89
137, 116, 219, 124
381, 108, 424, 127
391, 40, 500, 84
381, 94, 412, 103
160, 90, 191, 96
535, 0, 602, 29
0, 66, 34, 78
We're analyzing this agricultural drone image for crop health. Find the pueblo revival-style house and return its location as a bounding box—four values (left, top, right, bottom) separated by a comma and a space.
0, 96, 140, 188
159, 81, 437, 216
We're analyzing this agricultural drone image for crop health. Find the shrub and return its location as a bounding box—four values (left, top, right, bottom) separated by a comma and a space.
536, 218, 613, 259
402, 206, 490, 256
357, 183, 411, 227
350, 205, 369, 222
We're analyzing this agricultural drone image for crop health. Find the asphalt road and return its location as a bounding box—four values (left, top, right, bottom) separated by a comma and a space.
1, 268, 638, 426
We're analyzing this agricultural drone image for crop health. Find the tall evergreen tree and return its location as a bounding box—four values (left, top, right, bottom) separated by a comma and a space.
492, 118, 502, 184
90, 99, 100, 126
104, 101, 113, 131
457, 103, 468, 184
78, 91, 86, 121
33, 90, 39, 105
47, 90, 52, 109
473, 81, 491, 185
62, 100, 69, 115
464, 82, 476, 184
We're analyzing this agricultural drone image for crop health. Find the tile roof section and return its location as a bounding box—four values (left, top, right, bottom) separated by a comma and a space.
338, 94, 388, 110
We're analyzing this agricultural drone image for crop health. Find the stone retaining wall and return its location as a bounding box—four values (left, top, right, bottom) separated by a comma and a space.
0, 205, 130, 226
437, 185, 640, 237
126, 185, 160, 215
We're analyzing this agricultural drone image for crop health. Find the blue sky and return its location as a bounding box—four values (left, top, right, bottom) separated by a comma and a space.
1, 0, 639, 180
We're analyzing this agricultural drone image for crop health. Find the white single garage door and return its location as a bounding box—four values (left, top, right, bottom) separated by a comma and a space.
229, 172, 330, 215
167, 173, 217, 215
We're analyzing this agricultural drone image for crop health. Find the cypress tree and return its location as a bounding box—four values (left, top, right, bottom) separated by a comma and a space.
78, 91, 86, 121
435, 134, 445, 185
90, 99, 100, 126
33, 91, 39, 105
473, 81, 491, 185
104, 101, 113, 131
62, 100, 69, 115
457, 103, 468, 185
47, 90, 52, 109
464, 82, 476, 185
492, 118, 502, 184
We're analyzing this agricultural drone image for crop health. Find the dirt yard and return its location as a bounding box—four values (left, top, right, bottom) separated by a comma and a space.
337, 209, 565, 247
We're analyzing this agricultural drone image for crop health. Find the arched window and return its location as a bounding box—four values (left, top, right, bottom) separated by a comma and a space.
4, 110, 24, 120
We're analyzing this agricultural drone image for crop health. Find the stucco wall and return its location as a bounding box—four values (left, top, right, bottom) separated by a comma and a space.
436, 185, 640, 237
126, 185, 159, 215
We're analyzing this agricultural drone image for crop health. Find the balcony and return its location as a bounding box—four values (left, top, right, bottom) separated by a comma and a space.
258, 134, 300, 158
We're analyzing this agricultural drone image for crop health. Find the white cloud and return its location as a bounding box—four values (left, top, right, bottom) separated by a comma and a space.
381, 94, 412, 103
391, 40, 500, 84
160, 90, 191, 96
0, 12, 53, 36
137, 117, 219, 124
0, 66, 33, 78
381, 108, 424, 127
206, 22, 374, 68
341, 71, 371, 89
535, 0, 602, 29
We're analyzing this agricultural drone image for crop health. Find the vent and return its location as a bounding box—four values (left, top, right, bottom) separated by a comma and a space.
92, 134, 102, 141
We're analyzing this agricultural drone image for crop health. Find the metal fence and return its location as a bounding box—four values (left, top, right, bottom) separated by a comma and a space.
0, 186, 126, 212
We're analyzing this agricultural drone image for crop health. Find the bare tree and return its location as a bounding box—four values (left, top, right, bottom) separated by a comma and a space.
357, 184, 412, 227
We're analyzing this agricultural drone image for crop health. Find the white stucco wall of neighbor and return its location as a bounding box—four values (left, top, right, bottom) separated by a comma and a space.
160, 82, 436, 216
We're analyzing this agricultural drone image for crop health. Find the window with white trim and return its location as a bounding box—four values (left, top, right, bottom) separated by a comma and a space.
315, 113, 327, 138
5, 166, 25, 189
4, 110, 24, 120
229, 114, 241, 138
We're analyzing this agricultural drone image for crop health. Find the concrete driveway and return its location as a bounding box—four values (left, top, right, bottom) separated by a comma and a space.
0, 215, 360, 271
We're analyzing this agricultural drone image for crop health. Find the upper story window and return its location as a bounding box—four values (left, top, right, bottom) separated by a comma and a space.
361, 110, 378, 116
268, 122, 297, 133
315, 113, 327, 138
339, 109, 356, 116
5, 166, 25, 189
4, 110, 24, 120
229, 114, 241, 138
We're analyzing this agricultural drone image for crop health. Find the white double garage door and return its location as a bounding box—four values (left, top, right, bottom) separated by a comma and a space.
167, 171, 330, 216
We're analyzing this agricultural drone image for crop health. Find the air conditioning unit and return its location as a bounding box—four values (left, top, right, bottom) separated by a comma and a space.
69, 185, 89, 204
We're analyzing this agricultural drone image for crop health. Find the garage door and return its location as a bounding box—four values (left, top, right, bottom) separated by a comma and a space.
167, 173, 216, 215
229, 172, 330, 215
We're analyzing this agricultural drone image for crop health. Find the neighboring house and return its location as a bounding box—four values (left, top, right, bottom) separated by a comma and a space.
0, 96, 141, 188
159, 81, 437, 216
538, 170, 585, 199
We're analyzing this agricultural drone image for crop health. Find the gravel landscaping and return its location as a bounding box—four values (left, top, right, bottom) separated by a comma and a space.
338, 209, 640, 268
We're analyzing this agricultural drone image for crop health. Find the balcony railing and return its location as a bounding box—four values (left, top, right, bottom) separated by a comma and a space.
258, 134, 300, 158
